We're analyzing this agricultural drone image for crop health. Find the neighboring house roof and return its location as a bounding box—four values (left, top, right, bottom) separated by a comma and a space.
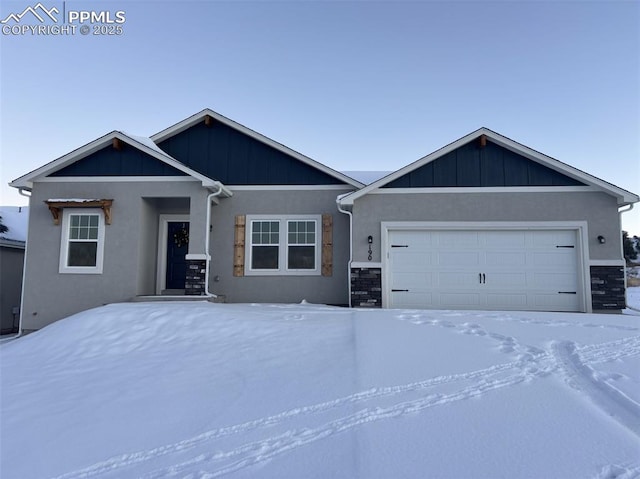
9, 131, 231, 195
339, 127, 639, 206
0, 206, 29, 248
151, 109, 364, 188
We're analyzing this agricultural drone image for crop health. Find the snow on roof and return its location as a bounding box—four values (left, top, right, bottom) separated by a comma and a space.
121, 131, 178, 159
46, 199, 101, 203
0, 206, 29, 243
341, 171, 392, 185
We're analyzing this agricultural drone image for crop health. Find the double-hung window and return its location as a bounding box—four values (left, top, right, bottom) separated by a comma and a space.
247, 215, 320, 275
250, 220, 280, 270
287, 220, 316, 270
59, 208, 105, 274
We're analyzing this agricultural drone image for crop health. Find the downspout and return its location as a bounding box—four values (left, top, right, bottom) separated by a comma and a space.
203, 182, 229, 297
13, 188, 32, 340
337, 198, 353, 308
619, 203, 638, 311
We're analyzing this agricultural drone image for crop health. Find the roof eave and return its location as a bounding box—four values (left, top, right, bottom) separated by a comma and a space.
151, 109, 365, 189
340, 127, 639, 205
482, 128, 640, 204
10, 131, 220, 190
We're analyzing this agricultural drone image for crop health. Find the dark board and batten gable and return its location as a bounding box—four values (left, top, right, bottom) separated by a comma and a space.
156, 119, 346, 185
384, 139, 586, 188
50, 141, 188, 177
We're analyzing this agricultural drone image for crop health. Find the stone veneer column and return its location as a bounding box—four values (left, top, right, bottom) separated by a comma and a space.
350, 267, 382, 307
185, 255, 207, 296
590, 265, 626, 310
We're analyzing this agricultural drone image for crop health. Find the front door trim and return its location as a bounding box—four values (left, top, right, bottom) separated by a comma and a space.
156, 214, 190, 294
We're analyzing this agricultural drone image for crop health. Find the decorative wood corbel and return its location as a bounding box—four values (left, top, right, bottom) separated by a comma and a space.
44, 199, 114, 225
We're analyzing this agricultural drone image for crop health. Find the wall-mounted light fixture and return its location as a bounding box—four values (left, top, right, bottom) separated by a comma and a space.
367, 235, 373, 261
597, 235, 606, 244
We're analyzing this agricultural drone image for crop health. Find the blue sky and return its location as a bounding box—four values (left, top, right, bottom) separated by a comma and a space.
1, 0, 639, 233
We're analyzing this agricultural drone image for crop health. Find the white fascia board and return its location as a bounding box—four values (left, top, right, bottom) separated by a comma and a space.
150, 108, 365, 189
369, 186, 598, 195
339, 127, 638, 206
228, 184, 358, 191
37, 176, 200, 183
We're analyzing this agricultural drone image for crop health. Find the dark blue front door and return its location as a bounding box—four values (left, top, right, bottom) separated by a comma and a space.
166, 221, 189, 290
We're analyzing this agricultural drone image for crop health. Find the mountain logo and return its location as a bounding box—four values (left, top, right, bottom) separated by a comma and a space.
1, 3, 59, 24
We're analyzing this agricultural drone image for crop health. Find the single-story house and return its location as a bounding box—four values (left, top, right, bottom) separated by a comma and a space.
0, 206, 28, 334
9, 109, 639, 331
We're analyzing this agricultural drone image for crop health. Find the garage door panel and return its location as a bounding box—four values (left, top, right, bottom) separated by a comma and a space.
531, 272, 577, 290
387, 228, 582, 312
437, 231, 479, 248
531, 251, 576, 268
484, 272, 528, 289
527, 230, 575, 249
439, 292, 481, 307
486, 251, 526, 268
392, 272, 433, 290
391, 252, 433, 271
390, 231, 434, 248
533, 293, 579, 311
439, 272, 481, 288
390, 292, 434, 308
485, 294, 528, 309
438, 251, 480, 267
437, 292, 482, 309
483, 231, 527, 250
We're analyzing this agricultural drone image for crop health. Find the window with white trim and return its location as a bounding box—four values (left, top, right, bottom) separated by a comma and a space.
59, 208, 106, 274
250, 220, 280, 270
246, 215, 320, 275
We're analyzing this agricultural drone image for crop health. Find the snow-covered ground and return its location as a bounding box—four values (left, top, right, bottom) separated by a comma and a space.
1, 296, 639, 479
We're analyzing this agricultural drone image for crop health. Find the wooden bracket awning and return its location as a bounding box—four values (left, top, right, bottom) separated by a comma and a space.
44, 199, 113, 225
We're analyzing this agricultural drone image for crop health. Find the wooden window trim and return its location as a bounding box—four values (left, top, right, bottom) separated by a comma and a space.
233, 215, 246, 277
321, 214, 333, 277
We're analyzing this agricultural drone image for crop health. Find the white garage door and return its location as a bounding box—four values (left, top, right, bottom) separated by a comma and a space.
387, 229, 582, 312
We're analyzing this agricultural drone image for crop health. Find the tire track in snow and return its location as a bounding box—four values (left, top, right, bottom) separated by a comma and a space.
49, 359, 537, 479
594, 463, 640, 479
578, 335, 640, 364
474, 313, 640, 332
552, 340, 640, 437
143, 364, 547, 479
396, 313, 546, 363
